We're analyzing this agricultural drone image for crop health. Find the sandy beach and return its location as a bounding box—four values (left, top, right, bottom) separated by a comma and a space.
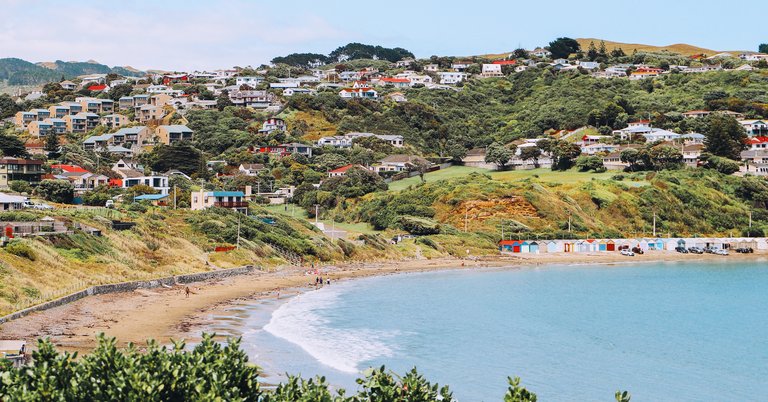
0, 251, 764, 353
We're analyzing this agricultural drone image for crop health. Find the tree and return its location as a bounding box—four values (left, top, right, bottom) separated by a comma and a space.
759, 44, 768, 54
504, 376, 537, 402
107, 83, 133, 101
576, 155, 606, 172
216, 90, 234, 111
8, 180, 31, 194
610, 47, 626, 58
620, 148, 643, 172
0, 134, 29, 157
513, 48, 530, 59
551, 141, 581, 171
597, 40, 608, 61
145, 144, 204, 175
0, 94, 20, 119
45, 133, 60, 158
519, 146, 542, 168
704, 115, 748, 160
647, 145, 683, 170
699, 152, 740, 174
314, 153, 349, 171
548, 37, 581, 59
35, 179, 74, 204
587, 41, 599, 61
485, 142, 512, 169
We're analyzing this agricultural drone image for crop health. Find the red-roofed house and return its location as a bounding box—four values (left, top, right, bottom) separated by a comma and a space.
378, 77, 411, 88
328, 164, 364, 178
747, 137, 768, 150
339, 87, 378, 99
492, 60, 517, 65
87, 84, 107, 92
50, 164, 88, 173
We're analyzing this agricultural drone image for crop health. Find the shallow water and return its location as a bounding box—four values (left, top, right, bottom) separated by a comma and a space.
227, 261, 768, 401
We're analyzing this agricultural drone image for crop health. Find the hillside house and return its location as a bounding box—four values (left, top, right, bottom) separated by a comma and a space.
100, 114, 129, 129
370, 155, 430, 173
191, 190, 248, 213
0, 158, 43, 187
238, 164, 266, 176
339, 87, 378, 99
229, 90, 275, 108
481, 64, 503, 77
344, 132, 404, 147
438, 72, 468, 84
259, 118, 287, 134
281, 143, 313, 157
740, 120, 768, 137
378, 77, 411, 88
156, 125, 193, 145
235, 76, 264, 87
682, 144, 704, 167
328, 164, 362, 178
0, 193, 27, 211
741, 149, 768, 176
643, 130, 681, 143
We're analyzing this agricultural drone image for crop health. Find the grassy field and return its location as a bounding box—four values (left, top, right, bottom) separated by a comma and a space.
388, 166, 634, 192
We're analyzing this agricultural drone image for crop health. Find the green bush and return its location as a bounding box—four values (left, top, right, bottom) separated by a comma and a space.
5, 241, 36, 260
400, 216, 441, 235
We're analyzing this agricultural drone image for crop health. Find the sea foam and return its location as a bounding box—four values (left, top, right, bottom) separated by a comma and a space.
264, 286, 399, 373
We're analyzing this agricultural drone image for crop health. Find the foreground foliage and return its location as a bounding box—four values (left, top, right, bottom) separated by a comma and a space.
0, 335, 629, 401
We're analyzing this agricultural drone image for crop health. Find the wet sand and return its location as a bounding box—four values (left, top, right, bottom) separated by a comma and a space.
0, 251, 763, 352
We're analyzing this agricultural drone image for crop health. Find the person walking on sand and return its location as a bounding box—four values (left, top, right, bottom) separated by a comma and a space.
185, 286, 190, 298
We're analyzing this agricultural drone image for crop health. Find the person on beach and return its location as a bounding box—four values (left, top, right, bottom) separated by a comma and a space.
185, 286, 190, 298
326, 279, 331, 285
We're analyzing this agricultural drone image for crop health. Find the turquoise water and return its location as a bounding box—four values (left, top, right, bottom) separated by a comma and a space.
241, 261, 768, 401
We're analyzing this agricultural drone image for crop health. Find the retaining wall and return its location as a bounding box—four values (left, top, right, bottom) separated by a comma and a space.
0, 265, 255, 324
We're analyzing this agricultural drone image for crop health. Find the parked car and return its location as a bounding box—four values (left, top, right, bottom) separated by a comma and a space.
675, 246, 689, 253
631, 247, 644, 255
688, 247, 704, 254
105, 200, 115, 209
620, 249, 635, 256
715, 249, 729, 256
735, 247, 754, 254
22, 201, 52, 210
704, 247, 717, 254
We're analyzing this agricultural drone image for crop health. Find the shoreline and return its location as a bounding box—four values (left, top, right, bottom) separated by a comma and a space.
0, 251, 765, 353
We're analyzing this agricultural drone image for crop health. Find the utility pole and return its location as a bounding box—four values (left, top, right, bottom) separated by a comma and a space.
236, 215, 241, 249
314, 204, 319, 225
568, 212, 572, 234
501, 220, 505, 242
749, 210, 753, 236
173, 185, 177, 209
653, 211, 657, 237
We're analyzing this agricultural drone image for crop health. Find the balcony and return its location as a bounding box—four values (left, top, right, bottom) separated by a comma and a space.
214, 201, 249, 208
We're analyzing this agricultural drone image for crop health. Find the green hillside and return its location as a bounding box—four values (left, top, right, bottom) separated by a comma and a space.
0, 58, 144, 86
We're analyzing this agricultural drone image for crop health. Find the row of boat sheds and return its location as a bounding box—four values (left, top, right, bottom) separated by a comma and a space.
498, 238, 767, 253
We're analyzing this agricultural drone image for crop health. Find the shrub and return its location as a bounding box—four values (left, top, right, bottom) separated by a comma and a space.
8, 180, 31, 194
5, 241, 36, 260
400, 216, 441, 236
416, 236, 439, 249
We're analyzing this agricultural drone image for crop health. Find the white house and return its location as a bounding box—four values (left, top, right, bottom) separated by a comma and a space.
481, 64, 503, 77
438, 72, 468, 85
236, 76, 264, 87
643, 129, 681, 143
739, 120, 768, 137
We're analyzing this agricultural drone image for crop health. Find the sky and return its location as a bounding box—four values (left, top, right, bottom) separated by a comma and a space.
0, 0, 766, 71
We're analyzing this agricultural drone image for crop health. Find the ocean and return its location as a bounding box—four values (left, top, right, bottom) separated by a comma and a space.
233, 261, 768, 401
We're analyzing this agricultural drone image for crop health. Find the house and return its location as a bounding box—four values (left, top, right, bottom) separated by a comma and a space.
120, 173, 170, 195
577, 61, 600, 70
480, 64, 503, 78
739, 120, 768, 137
580, 143, 620, 155
58, 171, 110, 194
283, 88, 315, 97
344, 132, 404, 147
63, 114, 87, 133
602, 151, 627, 170
747, 136, 768, 151
228, 90, 275, 108
136, 104, 166, 123
740, 149, 768, 176
681, 133, 705, 144
387, 92, 408, 103
191, 190, 248, 213
316, 136, 353, 148
370, 154, 430, 173
339, 87, 378, 99
280, 142, 313, 157
59, 80, 77, 90
682, 144, 704, 167
423, 64, 439, 72
378, 77, 411, 88
643, 130, 681, 143
13, 111, 38, 129
462, 147, 491, 168
235, 76, 264, 87
100, 114, 129, 129
0, 193, 27, 211
328, 164, 363, 178
682, 110, 712, 119
48, 105, 70, 118
395, 58, 415, 68
437, 72, 468, 85
0, 158, 43, 187
113, 126, 151, 147
259, 118, 287, 134
155, 125, 193, 145
451, 61, 472, 71
612, 124, 656, 140
27, 120, 53, 138
238, 163, 266, 176
531, 48, 552, 58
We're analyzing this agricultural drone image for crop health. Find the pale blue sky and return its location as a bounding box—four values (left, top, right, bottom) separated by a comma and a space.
0, 0, 765, 70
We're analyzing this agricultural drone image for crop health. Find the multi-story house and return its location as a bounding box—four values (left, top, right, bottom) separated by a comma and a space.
339, 87, 378, 99
438, 72, 468, 85
155, 125, 193, 145
60, 101, 83, 115
13, 111, 37, 129
136, 104, 166, 123
258, 118, 286, 134
63, 113, 97, 133
30, 108, 50, 121
0, 158, 43, 187
119, 96, 136, 110
740, 120, 768, 137
27, 120, 53, 137
48, 105, 70, 118
235, 76, 264, 87
100, 114, 129, 129
191, 190, 248, 213
228, 90, 275, 108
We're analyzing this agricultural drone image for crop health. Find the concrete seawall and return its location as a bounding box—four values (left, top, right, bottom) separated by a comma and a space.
0, 265, 255, 324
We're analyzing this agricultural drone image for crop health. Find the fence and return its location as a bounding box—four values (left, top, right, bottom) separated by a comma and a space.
0, 265, 256, 324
